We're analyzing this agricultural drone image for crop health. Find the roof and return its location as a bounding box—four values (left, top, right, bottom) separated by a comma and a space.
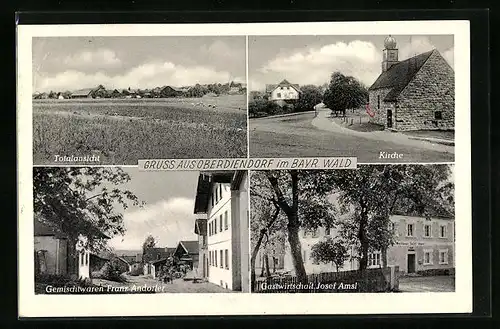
193, 171, 242, 214
151, 257, 169, 265
369, 50, 435, 101
194, 218, 207, 235
177, 240, 199, 255
161, 86, 185, 92
71, 88, 94, 96
266, 79, 300, 93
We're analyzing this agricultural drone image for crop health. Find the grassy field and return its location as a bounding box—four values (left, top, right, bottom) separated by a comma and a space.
33, 95, 247, 165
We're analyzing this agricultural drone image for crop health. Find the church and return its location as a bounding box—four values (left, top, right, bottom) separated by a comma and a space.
368, 36, 455, 131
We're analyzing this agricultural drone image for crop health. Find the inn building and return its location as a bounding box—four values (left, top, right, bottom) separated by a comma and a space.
281, 213, 455, 275
193, 171, 250, 292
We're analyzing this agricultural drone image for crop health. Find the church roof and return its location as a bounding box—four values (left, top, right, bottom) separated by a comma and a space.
369, 49, 436, 102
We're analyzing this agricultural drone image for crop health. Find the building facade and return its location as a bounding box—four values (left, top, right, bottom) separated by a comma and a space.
368, 36, 455, 131
193, 171, 249, 292
282, 214, 455, 275
266, 79, 300, 102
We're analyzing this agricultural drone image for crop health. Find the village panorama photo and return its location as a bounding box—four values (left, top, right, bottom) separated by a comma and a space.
250, 165, 455, 293
33, 167, 250, 294
32, 36, 248, 165
248, 35, 455, 163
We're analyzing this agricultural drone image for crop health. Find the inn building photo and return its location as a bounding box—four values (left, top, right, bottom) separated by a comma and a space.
250, 164, 455, 293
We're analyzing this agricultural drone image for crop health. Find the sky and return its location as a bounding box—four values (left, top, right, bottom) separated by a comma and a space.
248, 35, 454, 91
32, 36, 246, 93
105, 168, 200, 252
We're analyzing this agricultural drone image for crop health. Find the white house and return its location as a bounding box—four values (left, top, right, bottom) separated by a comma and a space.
34, 215, 109, 280
266, 79, 300, 102
193, 171, 249, 292
282, 213, 455, 275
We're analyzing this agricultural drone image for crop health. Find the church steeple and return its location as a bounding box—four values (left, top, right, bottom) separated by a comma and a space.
382, 35, 399, 72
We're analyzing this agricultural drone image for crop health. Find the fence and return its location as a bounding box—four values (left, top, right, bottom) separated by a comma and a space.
253, 266, 399, 293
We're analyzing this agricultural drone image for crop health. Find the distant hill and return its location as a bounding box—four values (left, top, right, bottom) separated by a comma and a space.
114, 249, 142, 257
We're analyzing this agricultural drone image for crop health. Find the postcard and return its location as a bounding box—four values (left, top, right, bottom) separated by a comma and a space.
17, 20, 471, 317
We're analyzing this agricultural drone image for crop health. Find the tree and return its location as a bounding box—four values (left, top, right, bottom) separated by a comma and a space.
248, 98, 282, 118
142, 235, 157, 263
296, 85, 323, 112
326, 165, 453, 273
311, 237, 348, 272
251, 170, 337, 284
323, 72, 368, 116
33, 167, 144, 276
187, 84, 208, 98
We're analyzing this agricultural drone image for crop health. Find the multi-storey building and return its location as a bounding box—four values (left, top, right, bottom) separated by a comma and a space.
193, 171, 249, 292
282, 213, 455, 275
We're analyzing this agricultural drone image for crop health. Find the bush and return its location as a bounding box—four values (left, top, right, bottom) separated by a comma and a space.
101, 259, 128, 283
128, 265, 143, 276
249, 99, 287, 118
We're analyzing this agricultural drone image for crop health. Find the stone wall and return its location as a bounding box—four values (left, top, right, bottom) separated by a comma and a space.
368, 88, 395, 128
395, 50, 455, 131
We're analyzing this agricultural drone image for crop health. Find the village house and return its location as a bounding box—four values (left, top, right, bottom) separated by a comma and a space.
174, 240, 200, 270
266, 79, 300, 103
71, 85, 106, 99
281, 212, 455, 276
368, 35, 455, 131
143, 247, 175, 278
34, 215, 110, 280
193, 171, 250, 292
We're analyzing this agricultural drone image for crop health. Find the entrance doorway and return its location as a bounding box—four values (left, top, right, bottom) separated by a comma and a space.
407, 253, 416, 273
387, 109, 393, 128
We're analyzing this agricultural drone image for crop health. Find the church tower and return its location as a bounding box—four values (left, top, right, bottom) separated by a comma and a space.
382, 35, 399, 72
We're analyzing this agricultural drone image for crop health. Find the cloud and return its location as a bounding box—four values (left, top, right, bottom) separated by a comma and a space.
200, 40, 244, 61
399, 36, 454, 69
108, 197, 197, 250
63, 48, 122, 68
252, 40, 382, 89
35, 61, 236, 92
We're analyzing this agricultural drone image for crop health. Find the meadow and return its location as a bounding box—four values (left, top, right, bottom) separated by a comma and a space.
33, 95, 248, 165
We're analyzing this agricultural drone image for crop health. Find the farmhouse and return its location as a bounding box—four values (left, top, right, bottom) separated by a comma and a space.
34, 214, 110, 280
368, 35, 455, 131
71, 85, 106, 99
281, 212, 455, 276
174, 240, 200, 270
143, 247, 175, 277
194, 171, 249, 292
266, 79, 300, 102
160, 86, 186, 98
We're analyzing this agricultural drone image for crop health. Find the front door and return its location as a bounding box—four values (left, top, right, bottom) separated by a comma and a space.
387, 109, 393, 128
407, 253, 416, 273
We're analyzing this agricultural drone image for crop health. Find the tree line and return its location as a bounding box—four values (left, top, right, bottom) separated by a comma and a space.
248, 72, 369, 118
33, 81, 246, 99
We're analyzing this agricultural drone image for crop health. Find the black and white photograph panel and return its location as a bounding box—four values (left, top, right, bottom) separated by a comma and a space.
250, 164, 455, 293
32, 36, 247, 165
33, 167, 250, 293
248, 35, 455, 162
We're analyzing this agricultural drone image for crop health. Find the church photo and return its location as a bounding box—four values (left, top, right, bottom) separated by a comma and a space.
248, 34, 455, 162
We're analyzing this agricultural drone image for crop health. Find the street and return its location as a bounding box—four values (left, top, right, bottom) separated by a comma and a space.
92, 273, 234, 293
398, 275, 455, 292
249, 110, 454, 163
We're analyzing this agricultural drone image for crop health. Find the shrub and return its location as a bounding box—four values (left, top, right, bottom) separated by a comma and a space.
248, 99, 284, 118
101, 259, 128, 283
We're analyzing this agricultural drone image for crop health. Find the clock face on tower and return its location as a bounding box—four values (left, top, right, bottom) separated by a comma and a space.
388, 52, 397, 61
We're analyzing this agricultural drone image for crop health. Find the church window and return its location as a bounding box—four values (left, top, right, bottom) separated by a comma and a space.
377, 95, 380, 109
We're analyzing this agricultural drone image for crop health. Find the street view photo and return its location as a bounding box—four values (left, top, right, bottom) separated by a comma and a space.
250, 164, 455, 293
248, 35, 455, 162
32, 36, 247, 165
34, 167, 250, 294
